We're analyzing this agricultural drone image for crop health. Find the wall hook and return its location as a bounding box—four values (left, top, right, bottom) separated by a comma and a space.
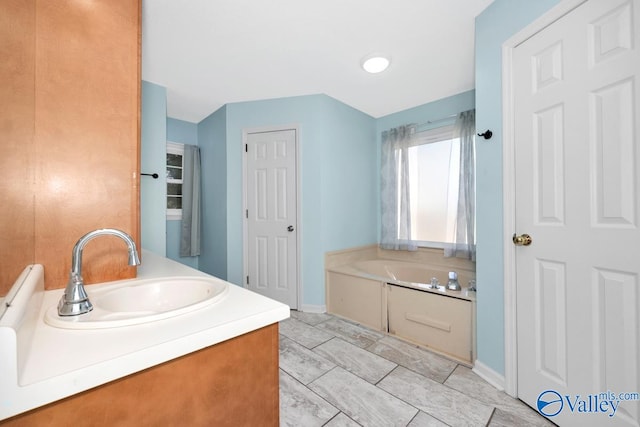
477, 130, 493, 140
141, 173, 159, 179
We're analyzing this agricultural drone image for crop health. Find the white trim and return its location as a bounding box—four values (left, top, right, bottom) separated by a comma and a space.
501, 0, 588, 399
411, 124, 455, 146
166, 140, 184, 151
241, 125, 302, 310
472, 360, 506, 392
166, 141, 185, 221
299, 304, 326, 314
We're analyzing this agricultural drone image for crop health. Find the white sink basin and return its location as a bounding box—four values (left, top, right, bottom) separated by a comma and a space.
44, 276, 229, 329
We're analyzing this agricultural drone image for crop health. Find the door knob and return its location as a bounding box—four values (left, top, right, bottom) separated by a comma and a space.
287, 225, 294, 232
512, 233, 532, 246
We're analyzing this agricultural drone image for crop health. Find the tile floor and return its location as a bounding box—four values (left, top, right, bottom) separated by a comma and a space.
279, 311, 553, 427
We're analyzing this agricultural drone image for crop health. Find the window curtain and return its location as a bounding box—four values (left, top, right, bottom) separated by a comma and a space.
444, 110, 476, 260
180, 144, 201, 257
380, 124, 418, 251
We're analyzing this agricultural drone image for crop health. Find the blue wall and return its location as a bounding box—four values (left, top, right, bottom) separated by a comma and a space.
319, 96, 378, 253
196, 94, 377, 308
198, 106, 228, 279
474, 0, 561, 376
166, 118, 199, 269
140, 81, 167, 256
168, 117, 198, 145
376, 90, 475, 134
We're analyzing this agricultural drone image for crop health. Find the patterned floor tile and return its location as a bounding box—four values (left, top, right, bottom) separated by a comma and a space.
291, 310, 334, 326
309, 367, 418, 427
279, 317, 334, 349
314, 337, 397, 384
279, 335, 336, 385
378, 366, 493, 427
324, 412, 361, 427
279, 369, 339, 427
314, 317, 385, 348
444, 365, 552, 426
407, 411, 449, 427
367, 335, 457, 383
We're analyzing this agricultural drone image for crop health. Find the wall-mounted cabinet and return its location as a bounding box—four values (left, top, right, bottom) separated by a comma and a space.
0, 0, 141, 294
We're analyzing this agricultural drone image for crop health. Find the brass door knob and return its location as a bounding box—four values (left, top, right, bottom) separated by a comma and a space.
512, 233, 532, 246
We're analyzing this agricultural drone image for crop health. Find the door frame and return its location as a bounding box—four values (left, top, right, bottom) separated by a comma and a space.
501, 0, 587, 398
242, 124, 301, 310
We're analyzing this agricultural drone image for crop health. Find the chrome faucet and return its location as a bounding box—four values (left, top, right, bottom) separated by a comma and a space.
57, 228, 141, 316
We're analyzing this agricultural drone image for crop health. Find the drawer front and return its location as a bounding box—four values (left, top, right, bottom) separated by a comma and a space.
387, 285, 472, 363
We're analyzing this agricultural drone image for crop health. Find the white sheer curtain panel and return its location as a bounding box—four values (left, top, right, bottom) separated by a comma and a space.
380, 124, 418, 251
180, 144, 201, 257
444, 110, 476, 260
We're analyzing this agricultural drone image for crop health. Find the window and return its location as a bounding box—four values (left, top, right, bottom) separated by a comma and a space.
166, 141, 184, 220
382, 113, 476, 257
408, 125, 461, 247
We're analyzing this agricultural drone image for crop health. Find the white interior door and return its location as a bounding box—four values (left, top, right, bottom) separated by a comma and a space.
245, 129, 298, 309
514, 0, 640, 425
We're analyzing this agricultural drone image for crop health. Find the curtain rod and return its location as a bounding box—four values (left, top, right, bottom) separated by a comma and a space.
417, 113, 457, 127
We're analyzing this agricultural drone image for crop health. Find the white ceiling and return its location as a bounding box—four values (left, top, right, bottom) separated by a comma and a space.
142, 0, 493, 124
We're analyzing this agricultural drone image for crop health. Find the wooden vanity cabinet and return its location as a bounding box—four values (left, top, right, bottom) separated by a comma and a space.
0, 324, 280, 427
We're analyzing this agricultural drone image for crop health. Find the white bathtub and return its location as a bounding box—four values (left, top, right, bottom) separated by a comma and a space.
334, 259, 475, 291
325, 258, 477, 365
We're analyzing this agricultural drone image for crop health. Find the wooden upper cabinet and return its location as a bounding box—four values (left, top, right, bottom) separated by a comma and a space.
0, 1, 37, 295
35, 0, 141, 289
0, 0, 141, 294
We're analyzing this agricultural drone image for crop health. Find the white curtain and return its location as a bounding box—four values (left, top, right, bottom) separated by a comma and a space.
180, 144, 201, 257
444, 110, 476, 260
380, 124, 417, 251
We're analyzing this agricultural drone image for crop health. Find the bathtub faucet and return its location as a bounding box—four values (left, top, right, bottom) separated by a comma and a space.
57, 228, 141, 316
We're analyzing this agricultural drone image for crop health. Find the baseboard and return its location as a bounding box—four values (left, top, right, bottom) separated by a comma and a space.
299, 304, 326, 314
472, 360, 506, 392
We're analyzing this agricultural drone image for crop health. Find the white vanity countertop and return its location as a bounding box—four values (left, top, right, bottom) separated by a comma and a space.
0, 251, 290, 421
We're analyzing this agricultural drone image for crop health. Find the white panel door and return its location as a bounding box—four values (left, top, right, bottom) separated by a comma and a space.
246, 129, 298, 308
514, 0, 640, 426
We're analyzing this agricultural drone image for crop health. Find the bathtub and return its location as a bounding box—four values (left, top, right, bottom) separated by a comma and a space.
330, 259, 476, 291
325, 258, 476, 365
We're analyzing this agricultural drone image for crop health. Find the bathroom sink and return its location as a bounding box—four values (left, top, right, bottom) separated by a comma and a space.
44, 276, 229, 329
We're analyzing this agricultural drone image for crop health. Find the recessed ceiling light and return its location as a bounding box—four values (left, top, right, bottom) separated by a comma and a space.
361, 55, 390, 74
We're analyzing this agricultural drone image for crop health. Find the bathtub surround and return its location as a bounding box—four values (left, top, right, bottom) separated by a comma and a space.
326, 254, 476, 365
325, 244, 475, 274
